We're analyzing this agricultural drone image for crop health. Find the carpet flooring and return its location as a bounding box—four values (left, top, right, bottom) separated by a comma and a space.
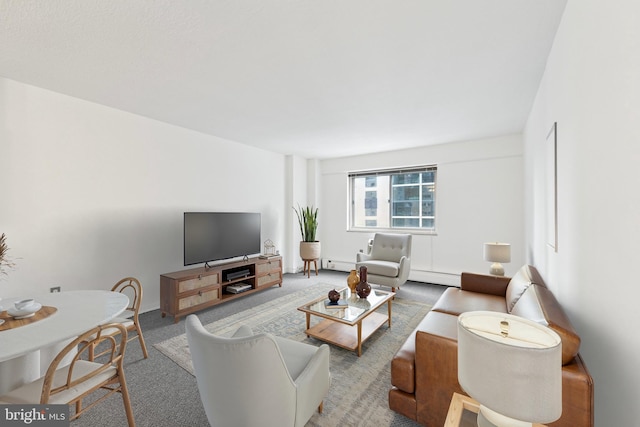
155, 282, 432, 426
72, 270, 448, 427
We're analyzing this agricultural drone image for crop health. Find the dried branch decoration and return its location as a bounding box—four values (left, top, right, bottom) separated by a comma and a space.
0, 233, 16, 277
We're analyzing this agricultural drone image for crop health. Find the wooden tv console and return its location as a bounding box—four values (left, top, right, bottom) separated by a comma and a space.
160, 256, 282, 322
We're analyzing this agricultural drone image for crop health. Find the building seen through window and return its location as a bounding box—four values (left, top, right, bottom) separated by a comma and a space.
350, 166, 436, 231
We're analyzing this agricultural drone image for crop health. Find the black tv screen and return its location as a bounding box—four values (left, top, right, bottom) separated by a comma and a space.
184, 212, 261, 266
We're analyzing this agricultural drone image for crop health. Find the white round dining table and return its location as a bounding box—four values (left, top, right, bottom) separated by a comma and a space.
0, 290, 129, 394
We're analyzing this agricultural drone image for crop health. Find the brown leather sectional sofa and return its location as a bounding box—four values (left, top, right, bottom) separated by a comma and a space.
389, 265, 594, 426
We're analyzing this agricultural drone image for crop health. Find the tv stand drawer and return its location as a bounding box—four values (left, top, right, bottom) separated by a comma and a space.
257, 272, 281, 288
178, 274, 220, 293
178, 289, 220, 310
256, 259, 281, 275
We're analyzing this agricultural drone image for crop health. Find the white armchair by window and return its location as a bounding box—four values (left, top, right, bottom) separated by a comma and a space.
185, 315, 331, 427
356, 233, 412, 292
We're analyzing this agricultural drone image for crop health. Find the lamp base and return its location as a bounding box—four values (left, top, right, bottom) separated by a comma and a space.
489, 262, 505, 276
477, 405, 532, 427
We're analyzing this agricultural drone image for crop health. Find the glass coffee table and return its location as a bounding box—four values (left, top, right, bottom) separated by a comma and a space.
297, 287, 395, 356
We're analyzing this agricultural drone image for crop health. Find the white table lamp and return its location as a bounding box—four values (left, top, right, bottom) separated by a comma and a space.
457, 311, 562, 427
483, 243, 511, 276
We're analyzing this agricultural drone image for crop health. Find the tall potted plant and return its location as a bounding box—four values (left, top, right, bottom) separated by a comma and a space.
293, 205, 321, 261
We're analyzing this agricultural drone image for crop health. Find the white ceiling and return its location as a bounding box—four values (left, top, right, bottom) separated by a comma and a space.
0, 0, 567, 159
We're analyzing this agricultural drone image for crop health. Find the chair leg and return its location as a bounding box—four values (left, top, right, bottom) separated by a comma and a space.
318, 401, 323, 414
76, 400, 82, 418
135, 325, 149, 359
119, 375, 136, 427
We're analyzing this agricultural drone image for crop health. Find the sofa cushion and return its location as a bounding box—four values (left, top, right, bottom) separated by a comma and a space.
432, 288, 507, 316
505, 265, 546, 312
360, 260, 400, 277
511, 284, 581, 365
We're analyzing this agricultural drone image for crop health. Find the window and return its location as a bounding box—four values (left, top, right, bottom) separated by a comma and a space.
350, 166, 436, 231
364, 191, 377, 216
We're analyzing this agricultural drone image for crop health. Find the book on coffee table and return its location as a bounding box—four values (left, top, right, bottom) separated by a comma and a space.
324, 299, 348, 308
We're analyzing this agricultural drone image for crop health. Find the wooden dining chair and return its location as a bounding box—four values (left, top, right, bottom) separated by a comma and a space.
0, 323, 136, 426
86, 277, 149, 360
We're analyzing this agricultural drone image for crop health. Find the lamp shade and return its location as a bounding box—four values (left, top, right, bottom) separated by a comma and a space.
483, 242, 511, 263
457, 311, 562, 425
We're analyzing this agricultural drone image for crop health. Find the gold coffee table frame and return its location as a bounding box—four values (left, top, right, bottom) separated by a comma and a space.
297, 287, 394, 356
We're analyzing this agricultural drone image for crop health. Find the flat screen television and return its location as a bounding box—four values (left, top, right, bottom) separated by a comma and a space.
184, 212, 261, 266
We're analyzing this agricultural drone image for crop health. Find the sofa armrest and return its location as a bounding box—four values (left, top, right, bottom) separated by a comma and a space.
292, 343, 331, 424
552, 353, 594, 427
415, 319, 464, 427
397, 256, 410, 283
460, 272, 510, 296
356, 252, 371, 263
511, 284, 581, 364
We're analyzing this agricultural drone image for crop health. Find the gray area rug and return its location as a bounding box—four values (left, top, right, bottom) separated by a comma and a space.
155, 282, 432, 427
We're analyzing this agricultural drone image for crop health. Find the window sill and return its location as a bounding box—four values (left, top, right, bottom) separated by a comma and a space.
347, 227, 438, 236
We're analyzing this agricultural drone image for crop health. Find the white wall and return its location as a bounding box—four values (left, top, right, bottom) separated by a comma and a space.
285, 155, 309, 273
523, 0, 640, 424
0, 77, 286, 313
319, 135, 524, 285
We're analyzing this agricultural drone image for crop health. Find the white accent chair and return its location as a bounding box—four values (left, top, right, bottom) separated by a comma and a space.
356, 233, 412, 292
185, 315, 331, 427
